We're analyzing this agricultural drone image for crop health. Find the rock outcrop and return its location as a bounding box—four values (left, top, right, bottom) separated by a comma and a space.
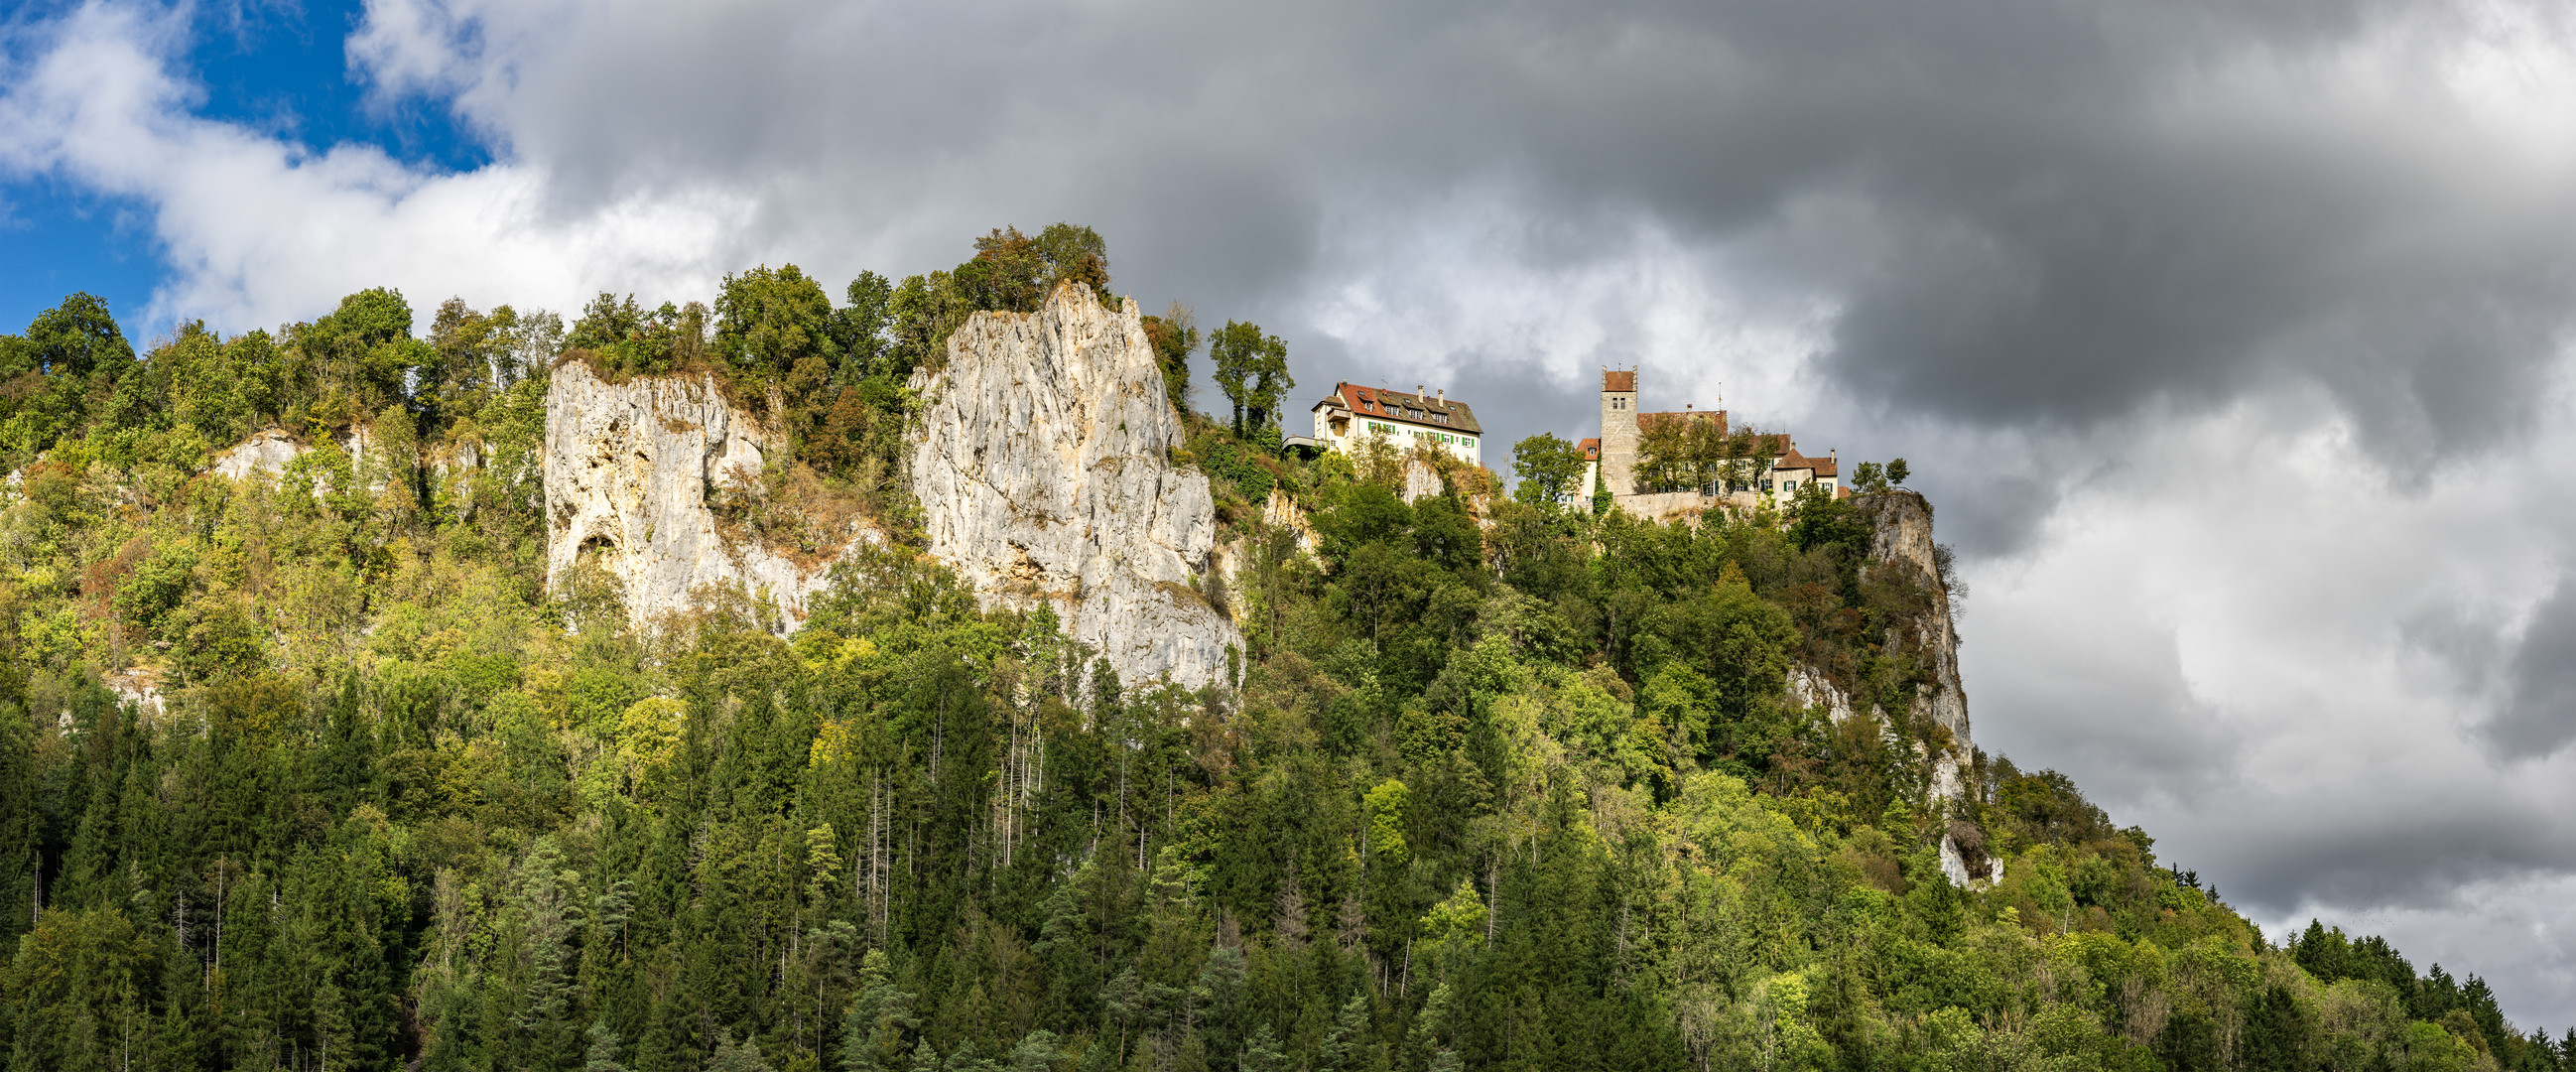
1400, 459, 1444, 503
908, 284, 1240, 691
1259, 488, 1321, 556
1783, 491, 1977, 882
1786, 666, 1860, 725
1856, 490, 1979, 883
208, 426, 397, 494
543, 359, 875, 628
209, 429, 308, 480
1858, 491, 1969, 760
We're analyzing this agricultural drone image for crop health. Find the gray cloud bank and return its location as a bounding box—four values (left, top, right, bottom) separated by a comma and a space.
9, 0, 2576, 1023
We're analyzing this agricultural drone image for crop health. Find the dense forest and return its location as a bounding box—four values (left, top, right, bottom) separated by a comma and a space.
0, 226, 2566, 1072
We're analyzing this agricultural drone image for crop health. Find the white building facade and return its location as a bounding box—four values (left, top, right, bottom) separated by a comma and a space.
1309, 382, 1483, 466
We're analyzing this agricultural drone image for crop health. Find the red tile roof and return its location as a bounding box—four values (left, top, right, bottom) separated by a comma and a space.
1773, 449, 1839, 478
1314, 382, 1483, 436
1578, 437, 1600, 460
1603, 370, 1636, 393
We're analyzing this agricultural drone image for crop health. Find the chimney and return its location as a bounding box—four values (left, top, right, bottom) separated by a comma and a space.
1416, 384, 1425, 401
1437, 388, 1445, 405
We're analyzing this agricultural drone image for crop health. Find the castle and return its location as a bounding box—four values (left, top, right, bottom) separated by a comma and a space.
1303, 381, 1484, 465
1582, 367, 1838, 518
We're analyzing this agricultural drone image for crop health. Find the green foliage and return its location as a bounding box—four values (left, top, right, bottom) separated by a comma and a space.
1635, 415, 1772, 494
835, 271, 897, 379
1139, 303, 1198, 414
1852, 461, 1885, 493
1509, 432, 1587, 507
0, 292, 136, 458
302, 287, 437, 423
0, 248, 2551, 1072
22, 291, 133, 379
951, 224, 1112, 316
1850, 458, 1913, 495
1207, 321, 1290, 437
1193, 437, 1275, 504
568, 293, 709, 378
716, 263, 839, 396
1031, 222, 1110, 296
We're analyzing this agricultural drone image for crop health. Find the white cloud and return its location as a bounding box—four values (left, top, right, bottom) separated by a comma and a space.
1963, 370, 2576, 1018
0, 2, 753, 334
1297, 182, 1839, 424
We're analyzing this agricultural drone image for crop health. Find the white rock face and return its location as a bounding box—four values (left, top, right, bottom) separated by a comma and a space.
105, 667, 165, 719
208, 426, 393, 493
1786, 666, 1860, 725
1860, 491, 1968, 752
1400, 459, 1444, 503
543, 359, 874, 628
1782, 491, 1979, 882
209, 429, 308, 480
909, 284, 1241, 691
1260, 488, 1321, 556
1858, 490, 1979, 883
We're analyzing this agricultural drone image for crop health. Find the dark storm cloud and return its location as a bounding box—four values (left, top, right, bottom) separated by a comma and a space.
2497, 577, 2576, 758
410, 2, 2576, 486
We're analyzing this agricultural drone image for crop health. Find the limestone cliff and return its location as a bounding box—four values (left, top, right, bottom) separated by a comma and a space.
207, 426, 384, 488
1259, 488, 1321, 556
1401, 458, 1444, 503
1785, 491, 1977, 880
908, 284, 1240, 691
1859, 491, 1969, 755
1858, 491, 1979, 882
542, 359, 875, 628
209, 429, 307, 480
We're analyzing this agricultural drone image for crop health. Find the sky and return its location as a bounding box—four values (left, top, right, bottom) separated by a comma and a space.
3, 0, 2574, 1025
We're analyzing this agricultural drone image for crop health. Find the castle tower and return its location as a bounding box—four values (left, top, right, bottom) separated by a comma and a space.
1600, 367, 1637, 496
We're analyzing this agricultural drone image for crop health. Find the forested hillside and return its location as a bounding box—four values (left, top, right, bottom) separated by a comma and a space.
0, 228, 2566, 1072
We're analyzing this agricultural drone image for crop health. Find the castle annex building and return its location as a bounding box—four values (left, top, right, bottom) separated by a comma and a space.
1308, 382, 1483, 465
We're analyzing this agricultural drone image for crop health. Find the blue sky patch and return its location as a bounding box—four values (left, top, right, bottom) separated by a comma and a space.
1, 0, 488, 340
